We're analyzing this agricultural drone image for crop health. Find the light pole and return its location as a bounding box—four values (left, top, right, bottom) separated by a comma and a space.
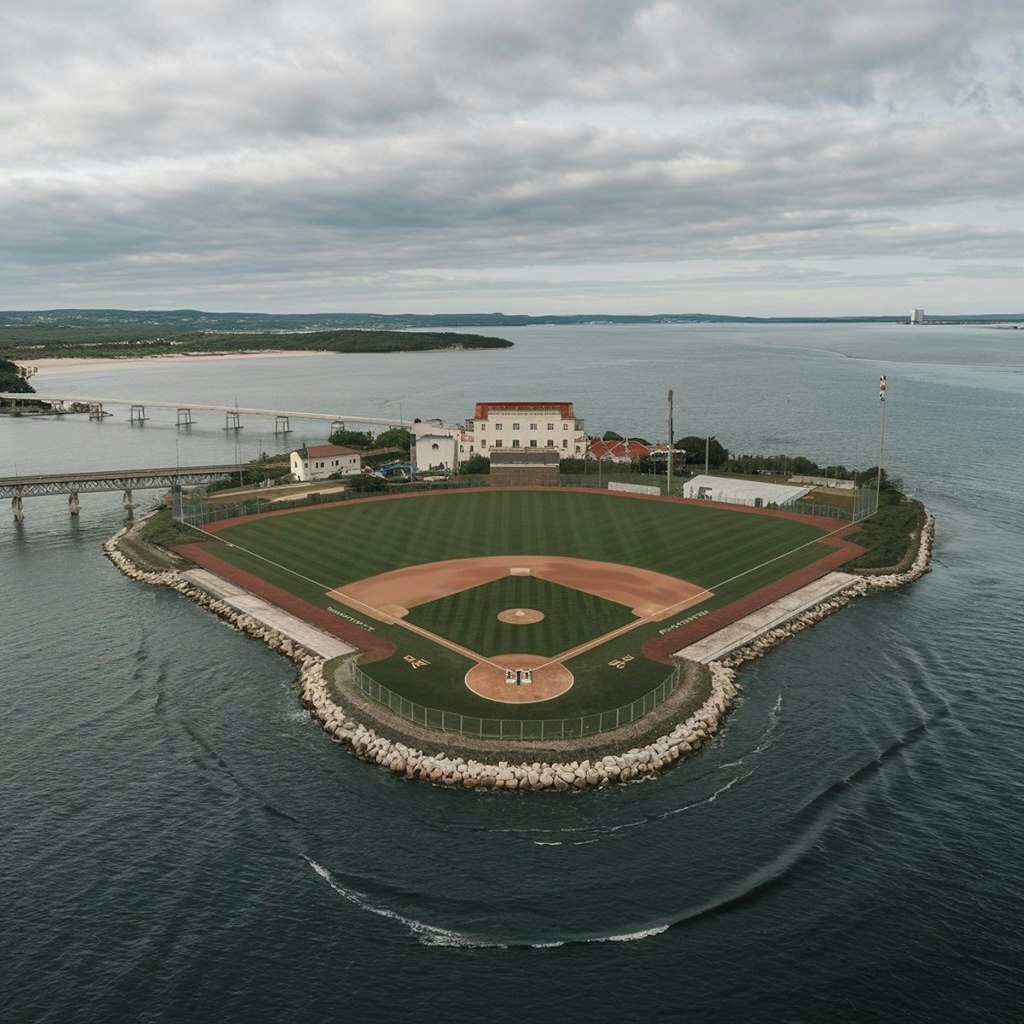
667, 389, 674, 496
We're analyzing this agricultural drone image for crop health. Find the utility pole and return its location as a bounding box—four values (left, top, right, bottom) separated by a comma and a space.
667, 389, 674, 496
705, 436, 710, 476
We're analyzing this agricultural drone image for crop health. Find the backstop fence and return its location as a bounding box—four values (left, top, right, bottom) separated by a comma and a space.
348, 662, 682, 739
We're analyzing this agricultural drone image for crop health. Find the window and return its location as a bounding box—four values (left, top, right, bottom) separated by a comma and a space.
512, 422, 520, 430
494, 439, 502, 448
546, 439, 554, 447
480, 422, 486, 430
530, 440, 537, 448
562, 440, 568, 449
529, 422, 537, 430
495, 422, 502, 430
512, 439, 520, 448
562, 422, 569, 430
547, 422, 554, 430
431, 443, 439, 451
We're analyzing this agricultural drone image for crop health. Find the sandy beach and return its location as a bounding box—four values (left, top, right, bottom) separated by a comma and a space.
26, 351, 326, 370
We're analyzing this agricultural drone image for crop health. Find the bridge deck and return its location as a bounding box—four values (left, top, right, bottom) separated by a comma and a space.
0, 393, 406, 427
0, 465, 241, 497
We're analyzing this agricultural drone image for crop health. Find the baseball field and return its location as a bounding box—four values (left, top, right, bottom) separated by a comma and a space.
174, 487, 863, 723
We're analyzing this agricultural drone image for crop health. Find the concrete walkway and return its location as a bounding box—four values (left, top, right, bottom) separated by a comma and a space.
181, 569, 357, 659
674, 571, 860, 663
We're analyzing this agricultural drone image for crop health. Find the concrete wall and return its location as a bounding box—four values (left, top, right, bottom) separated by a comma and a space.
489, 466, 559, 486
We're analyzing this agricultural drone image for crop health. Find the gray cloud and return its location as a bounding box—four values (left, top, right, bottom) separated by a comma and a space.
1, 1, 1023, 311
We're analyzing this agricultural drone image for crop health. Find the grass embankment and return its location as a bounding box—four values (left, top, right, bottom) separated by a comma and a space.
0, 326, 512, 360
138, 509, 209, 551
848, 499, 925, 570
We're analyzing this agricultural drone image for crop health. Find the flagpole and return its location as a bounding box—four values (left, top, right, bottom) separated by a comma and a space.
876, 374, 887, 513
667, 389, 674, 497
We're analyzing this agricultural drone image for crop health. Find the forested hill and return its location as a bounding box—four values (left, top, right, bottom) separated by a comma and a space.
2, 308, 1022, 333
0, 326, 512, 361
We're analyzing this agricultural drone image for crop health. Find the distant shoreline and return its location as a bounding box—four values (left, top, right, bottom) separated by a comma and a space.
30, 350, 327, 369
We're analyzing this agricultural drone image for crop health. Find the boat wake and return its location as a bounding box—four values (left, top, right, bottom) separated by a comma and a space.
304, 857, 672, 948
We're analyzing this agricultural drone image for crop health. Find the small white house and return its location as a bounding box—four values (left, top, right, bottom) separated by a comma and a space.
290, 444, 361, 482
415, 432, 458, 473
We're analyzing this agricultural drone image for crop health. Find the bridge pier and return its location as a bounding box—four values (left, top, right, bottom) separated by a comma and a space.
12, 495, 24, 523
274, 415, 291, 435
123, 487, 136, 522
129, 404, 148, 424
68, 492, 80, 517
88, 403, 105, 420
224, 411, 243, 431
176, 408, 193, 427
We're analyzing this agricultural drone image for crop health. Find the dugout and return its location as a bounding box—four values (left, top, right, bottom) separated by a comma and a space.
489, 449, 560, 486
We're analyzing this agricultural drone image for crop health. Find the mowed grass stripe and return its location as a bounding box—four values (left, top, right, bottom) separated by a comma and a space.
213, 490, 829, 591
205, 490, 840, 719
405, 576, 635, 657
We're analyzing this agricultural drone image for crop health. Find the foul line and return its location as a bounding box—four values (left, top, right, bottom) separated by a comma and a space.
203, 533, 509, 670
203, 516, 857, 673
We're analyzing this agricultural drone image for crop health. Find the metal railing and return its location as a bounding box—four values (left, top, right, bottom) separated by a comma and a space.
349, 662, 682, 739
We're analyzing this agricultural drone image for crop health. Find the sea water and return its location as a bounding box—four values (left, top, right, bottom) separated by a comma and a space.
1, 323, 1022, 1022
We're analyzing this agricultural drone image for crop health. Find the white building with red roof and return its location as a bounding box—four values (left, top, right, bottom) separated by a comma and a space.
290, 444, 362, 482
470, 401, 586, 460
587, 438, 651, 463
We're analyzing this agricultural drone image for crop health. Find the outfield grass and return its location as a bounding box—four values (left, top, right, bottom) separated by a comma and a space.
405, 575, 636, 657
208, 489, 839, 718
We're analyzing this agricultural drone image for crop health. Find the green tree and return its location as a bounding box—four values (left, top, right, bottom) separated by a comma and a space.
328, 428, 374, 448
0, 358, 35, 394
460, 453, 490, 475
676, 436, 727, 467
344, 474, 388, 493
373, 426, 412, 450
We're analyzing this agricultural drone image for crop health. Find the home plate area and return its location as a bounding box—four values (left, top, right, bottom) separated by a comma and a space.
326, 556, 709, 705
465, 655, 575, 703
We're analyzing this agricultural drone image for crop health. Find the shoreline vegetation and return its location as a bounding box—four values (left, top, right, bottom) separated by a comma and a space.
0, 326, 512, 362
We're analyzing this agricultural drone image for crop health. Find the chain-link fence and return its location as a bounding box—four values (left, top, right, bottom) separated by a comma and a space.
349, 662, 681, 739
173, 477, 489, 530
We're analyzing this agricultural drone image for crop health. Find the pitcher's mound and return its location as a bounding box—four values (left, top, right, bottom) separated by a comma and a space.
497, 607, 545, 624
466, 654, 574, 703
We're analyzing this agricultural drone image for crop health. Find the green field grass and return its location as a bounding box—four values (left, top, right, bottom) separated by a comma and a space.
206, 489, 839, 719
405, 575, 636, 657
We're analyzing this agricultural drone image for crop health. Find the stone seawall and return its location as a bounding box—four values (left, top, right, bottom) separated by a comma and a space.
103, 507, 933, 791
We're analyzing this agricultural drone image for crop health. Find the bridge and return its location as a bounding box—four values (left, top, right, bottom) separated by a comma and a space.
0, 393, 407, 432
1, 464, 242, 522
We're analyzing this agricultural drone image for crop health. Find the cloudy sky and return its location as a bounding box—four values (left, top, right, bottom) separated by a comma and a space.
2, 0, 1022, 314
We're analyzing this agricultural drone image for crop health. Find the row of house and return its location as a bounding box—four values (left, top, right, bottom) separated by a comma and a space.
414, 403, 677, 473
290, 401, 673, 482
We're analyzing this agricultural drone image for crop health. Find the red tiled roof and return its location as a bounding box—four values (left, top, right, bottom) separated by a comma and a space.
474, 401, 575, 419
303, 444, 360, 458
587, 439, 650, 460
